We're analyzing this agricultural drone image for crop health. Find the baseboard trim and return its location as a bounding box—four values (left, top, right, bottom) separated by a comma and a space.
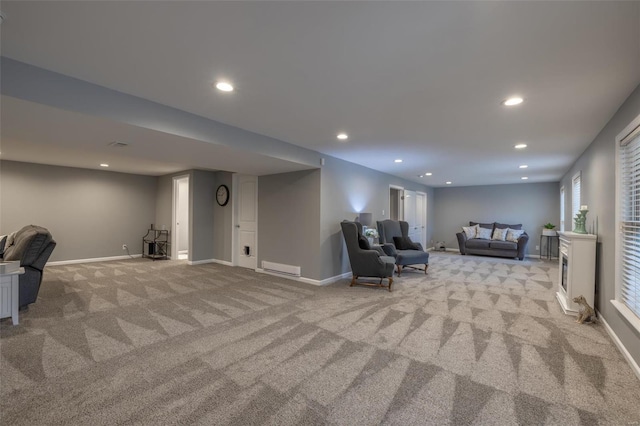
597, 309, 640, 381
47, 254, 142, 266
255, 268, 351, 286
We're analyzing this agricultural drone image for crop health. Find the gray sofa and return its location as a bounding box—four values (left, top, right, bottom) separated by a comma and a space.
456, 221, 529, 260
0, 225, 56, 308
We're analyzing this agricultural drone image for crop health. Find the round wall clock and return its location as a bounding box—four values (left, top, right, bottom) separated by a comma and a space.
216, 184, 230, 206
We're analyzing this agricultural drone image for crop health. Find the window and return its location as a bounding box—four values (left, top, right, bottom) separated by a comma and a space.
614, 113, 640, 331
572, 172, 581, 224
560, 186, 565, 232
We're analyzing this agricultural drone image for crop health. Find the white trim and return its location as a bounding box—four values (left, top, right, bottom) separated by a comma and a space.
172, 174, 190, 261
598, 309, 640, 382
610, 299, 640, 335
211, 258, 233, 267
256, 268, 351, 286
188, 258, 215, 266
617, 113, 640, 146
47, 254, 142, 266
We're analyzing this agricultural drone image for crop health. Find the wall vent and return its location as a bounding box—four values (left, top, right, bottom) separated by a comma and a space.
262, 261, 301, 277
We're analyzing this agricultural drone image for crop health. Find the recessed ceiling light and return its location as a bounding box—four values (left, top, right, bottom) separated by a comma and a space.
100, 163, 109, 168
521, 176, 528, 180
502, 97, 523, 106
445, 181, 452, 185
519, 165, 528, 169
514, 143, 527, 149
418, 175, 424, 178
215, 81, 234, 92
394, 159, 403, 163
425, 172, 433, 176
337, 133, 348, 140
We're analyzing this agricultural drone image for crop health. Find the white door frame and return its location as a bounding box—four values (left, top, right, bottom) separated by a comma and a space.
231, 174, 258, 268
416, 191, 427, 248
171, 174, 190, 260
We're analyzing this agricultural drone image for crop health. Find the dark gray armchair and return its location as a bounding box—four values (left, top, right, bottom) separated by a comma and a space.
340, 221, 396, 291
0, 225, 56, 308
377, 220, 429, 276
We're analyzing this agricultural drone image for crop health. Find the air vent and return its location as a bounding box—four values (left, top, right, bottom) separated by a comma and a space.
108, 141, 129, 148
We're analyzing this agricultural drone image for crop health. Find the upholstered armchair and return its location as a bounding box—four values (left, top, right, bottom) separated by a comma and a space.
376, 220, 429, 276
340, 221, 396, 291
0, 225, 56, 308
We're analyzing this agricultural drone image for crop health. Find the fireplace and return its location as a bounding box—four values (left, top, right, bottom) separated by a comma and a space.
561, 253, 568, 292
556, 231, 596, 315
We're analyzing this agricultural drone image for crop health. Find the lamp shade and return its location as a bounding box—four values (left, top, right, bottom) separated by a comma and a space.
358, 212, 373, 228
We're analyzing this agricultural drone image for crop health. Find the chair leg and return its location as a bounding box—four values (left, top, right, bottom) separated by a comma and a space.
396, 265, 402, 276
388, 277, 393, 292
350, 275, 357, 287
424, 264, 429, 274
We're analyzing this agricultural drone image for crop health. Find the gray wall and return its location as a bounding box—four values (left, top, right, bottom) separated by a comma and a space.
258, 170, 322, 279
433, 182, 559, 255
191, 170, 216, 262
213, 171, 233, 262
560, 83, 640, 366
0, 160, 156, 262
320, 156, 434, 280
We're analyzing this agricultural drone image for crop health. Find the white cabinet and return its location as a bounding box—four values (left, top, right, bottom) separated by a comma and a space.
556, 232, 597, 315
0, 268, 23, 325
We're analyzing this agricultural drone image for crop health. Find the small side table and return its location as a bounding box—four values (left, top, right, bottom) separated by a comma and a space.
0, 268, 25, 325
539, 234, 559, 260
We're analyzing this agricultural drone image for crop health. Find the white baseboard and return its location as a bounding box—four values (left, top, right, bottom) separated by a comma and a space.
187, 258, 233, 266
47, 254, 142, 266
598, 310, 640, 382
255, 268, 351, 286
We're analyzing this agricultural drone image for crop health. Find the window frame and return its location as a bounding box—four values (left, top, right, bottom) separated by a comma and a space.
571, 172, 581, 226
560, 186, 565, 232
614, 113, 640, 332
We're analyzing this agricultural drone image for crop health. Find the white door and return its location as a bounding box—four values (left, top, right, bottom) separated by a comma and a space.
172, 175, 190, 260
416, 192, 427, 248
404, 190, 421, 242
234, 175, 258, 269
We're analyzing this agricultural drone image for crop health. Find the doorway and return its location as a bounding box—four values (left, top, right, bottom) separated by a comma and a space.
389, 186, 404, 221
172, 175, 190, 260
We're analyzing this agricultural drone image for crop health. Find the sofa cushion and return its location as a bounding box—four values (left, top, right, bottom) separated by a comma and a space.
3, 225, 53, 263
506, 228, 525, 243
396, 250, 430, 265
492, 227, 508, 241
462, 225, 478, 239
489, 240, 518, 250
466, 239, 491, 249
470, 222, 494, 230
393, 236, 420, 250
476, 227, 492, 240
495, 222, 522, 230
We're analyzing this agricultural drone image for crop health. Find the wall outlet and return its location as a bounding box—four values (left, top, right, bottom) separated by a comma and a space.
122, 244, 128, 251
535, 245, 540, 251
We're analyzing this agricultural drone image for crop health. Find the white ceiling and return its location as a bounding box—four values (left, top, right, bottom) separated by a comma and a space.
1, 1, 639, 185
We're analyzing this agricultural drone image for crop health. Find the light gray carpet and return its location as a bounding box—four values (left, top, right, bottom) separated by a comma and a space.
1, 252, 639, 425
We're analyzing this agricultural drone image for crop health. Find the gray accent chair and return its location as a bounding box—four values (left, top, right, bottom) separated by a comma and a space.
0, 225, 56, 308
456, 221, 529, 260
340, 221, 396, 291
376, 220, 429, 276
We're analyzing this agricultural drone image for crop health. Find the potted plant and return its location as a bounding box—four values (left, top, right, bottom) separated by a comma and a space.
542, 223, 557, 236
364, 227, 379, 244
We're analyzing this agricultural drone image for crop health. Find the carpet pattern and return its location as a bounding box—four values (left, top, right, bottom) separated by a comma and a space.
1, 253, 639, 425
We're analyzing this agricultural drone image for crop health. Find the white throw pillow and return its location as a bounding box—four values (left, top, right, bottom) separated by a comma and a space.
492, 227, 508, 241
476, 227, 492, 240
506, 228, 524, 243
462, 225, 478, 239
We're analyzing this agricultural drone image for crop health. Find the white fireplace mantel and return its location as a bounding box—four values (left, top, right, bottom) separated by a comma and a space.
556, 231, 597, 315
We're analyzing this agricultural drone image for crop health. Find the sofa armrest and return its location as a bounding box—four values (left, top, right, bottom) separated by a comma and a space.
517, 233, 529, 260
456, 232, 467, 255
371, 245, 386, 256
380, 243, 397, 257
